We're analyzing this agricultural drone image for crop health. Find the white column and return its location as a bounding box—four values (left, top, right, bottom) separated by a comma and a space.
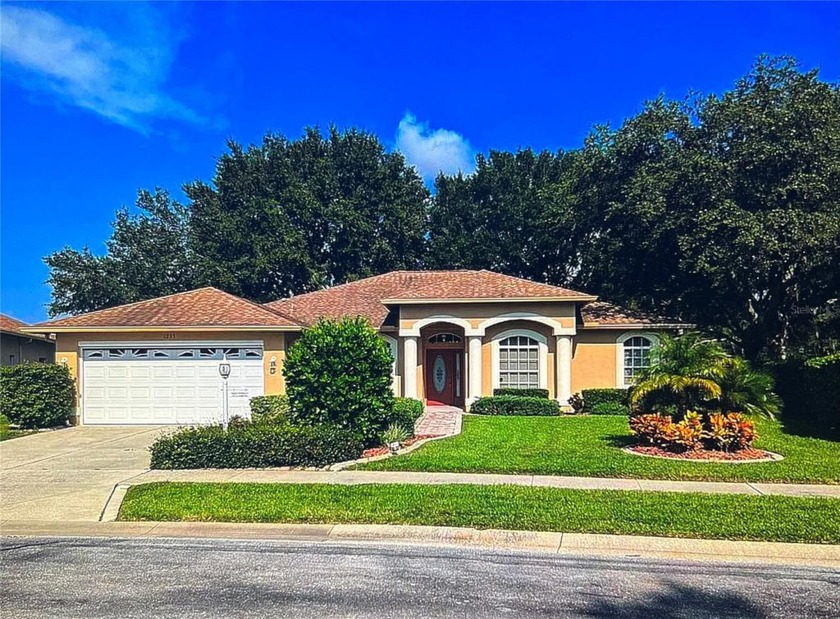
467, 335, 483, 406
556, 335, 572, 405
403, 336, 418, 399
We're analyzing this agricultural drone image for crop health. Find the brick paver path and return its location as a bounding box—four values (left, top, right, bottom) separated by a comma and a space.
414, 406, 462, 437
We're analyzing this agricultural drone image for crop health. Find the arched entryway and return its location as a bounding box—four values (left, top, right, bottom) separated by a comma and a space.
421, 324, 466, 407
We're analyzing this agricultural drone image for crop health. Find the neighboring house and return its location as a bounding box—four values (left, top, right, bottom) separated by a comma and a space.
0, 314, 55, 366
23, 270, 689, 425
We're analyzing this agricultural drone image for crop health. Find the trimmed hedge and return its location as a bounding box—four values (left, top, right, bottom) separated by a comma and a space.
149, 423, 364, 469
493, 388, 550, 399
0, 363, 75, 429
774, 355, 839, 440
470, 396, 561, 416
590, 401, 630, 416
389, 398, 424, 435
582, 388, 630, 415
249, 395, 290, 425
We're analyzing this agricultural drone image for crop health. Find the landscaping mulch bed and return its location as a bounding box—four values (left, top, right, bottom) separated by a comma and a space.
361, 435, 439, 458
626, 445, 782, 463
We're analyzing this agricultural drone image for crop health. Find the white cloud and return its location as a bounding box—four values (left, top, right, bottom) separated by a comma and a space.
0, 5, 202, 133
396, 113, 475, 180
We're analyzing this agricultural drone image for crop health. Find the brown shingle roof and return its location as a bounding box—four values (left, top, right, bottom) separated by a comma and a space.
25, 288, 301, 331
580, 301, 690, 327
266, 270, 595, 328
1, 314, 51, 340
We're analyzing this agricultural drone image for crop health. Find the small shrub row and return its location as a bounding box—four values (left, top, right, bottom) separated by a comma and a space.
388, 398, 424, 435
0, 363, 75, 429
149, 423, 364, 469
471, 395, 562, 416
493, 388, 550, 399
581, 388, 630, 415
249, 395, 290, 425
629, 411, 757, 452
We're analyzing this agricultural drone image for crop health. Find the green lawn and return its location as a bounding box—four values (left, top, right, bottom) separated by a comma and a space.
119, 482, 840, 544
358, 416, 840, 484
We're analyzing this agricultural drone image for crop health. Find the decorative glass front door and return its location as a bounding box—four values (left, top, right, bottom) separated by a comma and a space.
425, 349, 460, 406
433, 355, 446, 393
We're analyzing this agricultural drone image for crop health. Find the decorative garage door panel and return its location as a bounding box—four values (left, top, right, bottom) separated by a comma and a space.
82, 346, 264, 425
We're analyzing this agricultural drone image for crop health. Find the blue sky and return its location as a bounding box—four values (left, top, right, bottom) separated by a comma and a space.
1, 2, 838, 322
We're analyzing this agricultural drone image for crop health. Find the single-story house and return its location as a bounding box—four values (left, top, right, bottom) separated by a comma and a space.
24, 270, 688, 425
1, 314, 55, 366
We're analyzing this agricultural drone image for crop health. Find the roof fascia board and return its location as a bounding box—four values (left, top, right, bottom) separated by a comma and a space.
21, 325, 302, 334
382, 296, 597, 304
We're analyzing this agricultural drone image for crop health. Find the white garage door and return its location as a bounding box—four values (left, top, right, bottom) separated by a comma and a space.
81, 344, 265, 425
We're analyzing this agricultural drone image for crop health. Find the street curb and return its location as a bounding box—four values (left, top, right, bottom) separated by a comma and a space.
2, 521, 839, 568
100, 484, 131, 522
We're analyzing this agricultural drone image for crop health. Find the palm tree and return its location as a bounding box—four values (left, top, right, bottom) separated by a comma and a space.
716, 357, 782, 419
629, 333, 728, 418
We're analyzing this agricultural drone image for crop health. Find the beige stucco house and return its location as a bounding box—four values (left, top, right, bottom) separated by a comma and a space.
25, 270, 687, 425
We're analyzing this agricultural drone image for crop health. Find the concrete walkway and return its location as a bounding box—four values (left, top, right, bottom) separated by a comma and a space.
128, 469, 840, 498
414, 406, 462, 437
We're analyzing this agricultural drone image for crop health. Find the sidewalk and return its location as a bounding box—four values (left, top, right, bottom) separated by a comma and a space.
2, 520, 838, 568
128, 468, 840, 498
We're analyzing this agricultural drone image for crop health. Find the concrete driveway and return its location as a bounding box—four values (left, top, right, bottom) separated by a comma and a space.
0, 426, 167, 523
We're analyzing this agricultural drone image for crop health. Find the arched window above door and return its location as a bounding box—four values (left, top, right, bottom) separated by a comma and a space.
428, 333, 462, 344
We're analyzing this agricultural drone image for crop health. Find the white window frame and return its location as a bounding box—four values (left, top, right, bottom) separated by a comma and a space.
492, 329, 548, 391
616, 332, 658, 388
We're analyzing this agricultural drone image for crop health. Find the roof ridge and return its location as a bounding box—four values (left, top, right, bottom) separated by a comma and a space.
265, 272, 400, 307
215, 289, 307, 326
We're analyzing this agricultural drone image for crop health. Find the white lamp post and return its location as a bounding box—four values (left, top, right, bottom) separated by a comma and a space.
219, 360, 231, 430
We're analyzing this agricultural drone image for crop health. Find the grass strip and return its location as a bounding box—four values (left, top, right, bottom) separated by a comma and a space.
358, 416, 840, 484
119, 482, 840, 544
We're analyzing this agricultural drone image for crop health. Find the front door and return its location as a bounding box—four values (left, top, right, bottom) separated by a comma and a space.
425, 349, 459, 406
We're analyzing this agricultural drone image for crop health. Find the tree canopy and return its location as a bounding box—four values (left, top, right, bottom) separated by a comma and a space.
45, 56, 839, 361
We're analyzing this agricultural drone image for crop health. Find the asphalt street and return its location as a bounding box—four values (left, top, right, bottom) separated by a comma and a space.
1, 536, 838, 618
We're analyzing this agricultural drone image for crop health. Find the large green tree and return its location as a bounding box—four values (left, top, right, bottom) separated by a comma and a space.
45, 189, 193, 316
188, 127, 429, 301
551, 56, 840, 360
427, 148, 581, 283
46, 127, 429, 314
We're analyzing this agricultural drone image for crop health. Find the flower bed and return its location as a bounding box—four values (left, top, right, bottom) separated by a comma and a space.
624, 445, 782, 463
361, 434, 438, 458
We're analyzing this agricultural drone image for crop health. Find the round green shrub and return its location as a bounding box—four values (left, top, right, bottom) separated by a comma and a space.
283, 317, 395, 446
0, 363, 75, 428
388, 398, 424, 435
470, 396, 561, 416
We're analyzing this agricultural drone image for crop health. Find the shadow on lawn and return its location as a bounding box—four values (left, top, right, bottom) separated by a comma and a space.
779, 416, 839, 442
603, 434, 636, 449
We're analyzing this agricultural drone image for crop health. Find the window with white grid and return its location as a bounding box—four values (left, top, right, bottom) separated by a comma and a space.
623, 336, 653, 384
498, 335, 540, 389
